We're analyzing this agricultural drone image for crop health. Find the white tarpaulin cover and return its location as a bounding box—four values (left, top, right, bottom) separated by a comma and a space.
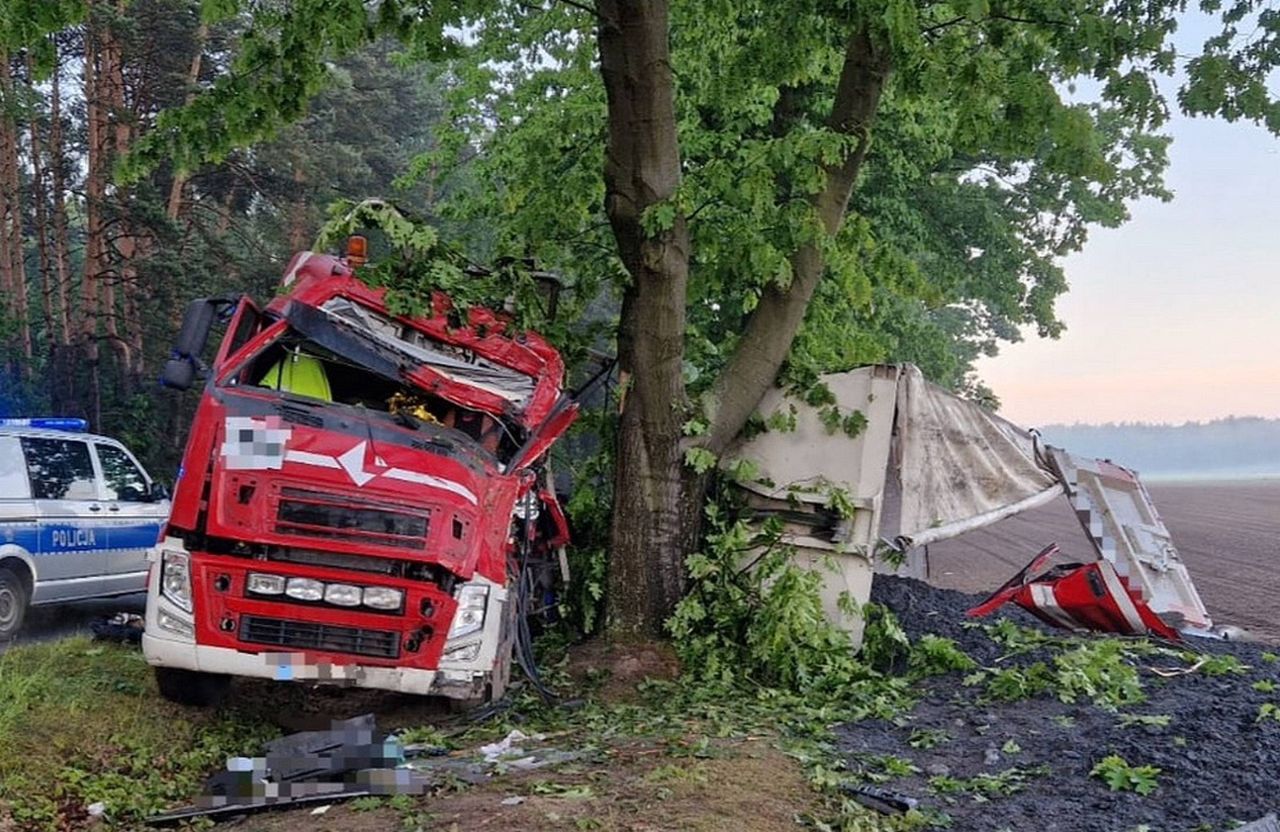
729, 364, 1061, 554
894, 365, 1061, 548
725, 363, 1215, 643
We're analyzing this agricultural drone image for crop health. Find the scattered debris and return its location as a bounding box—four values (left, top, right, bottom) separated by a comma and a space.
147, 713, 583, 825
88, 613, 144, 644
479, 729, 534, 762
839, 783, 918, 814
966, 544, 1181, 640
1237, 814, 1280, 832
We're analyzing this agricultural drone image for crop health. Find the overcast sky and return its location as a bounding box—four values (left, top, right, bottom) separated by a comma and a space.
978, 17, 1280, 428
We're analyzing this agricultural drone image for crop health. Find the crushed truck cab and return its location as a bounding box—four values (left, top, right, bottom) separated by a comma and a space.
143, 249, 576, 705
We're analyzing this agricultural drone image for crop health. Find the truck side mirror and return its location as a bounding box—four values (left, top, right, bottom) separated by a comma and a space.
161, 297, 230, 391
174, 298, 217, 358
160, 358, 196, 390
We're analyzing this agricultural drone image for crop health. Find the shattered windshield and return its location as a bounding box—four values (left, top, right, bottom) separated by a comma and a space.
223, 321, 521, 461
318, 298, 538, 408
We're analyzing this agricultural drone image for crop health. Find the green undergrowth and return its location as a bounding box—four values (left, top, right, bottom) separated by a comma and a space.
0, 638, 275, 829
0, 480, 1249, 832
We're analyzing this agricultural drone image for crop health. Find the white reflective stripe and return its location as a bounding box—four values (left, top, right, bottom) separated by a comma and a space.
1029, 584, 1080, 630
282, 251, 314, 286
1097, 560, 1147, 633
284, 450, 341, 468
382, 468, 477, 505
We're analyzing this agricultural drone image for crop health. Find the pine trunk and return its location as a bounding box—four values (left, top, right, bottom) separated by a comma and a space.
48, 58, 72, 349
83, 13, 105, 426
166, 22, 207, 222
27, 54, 57, 359
0, 54, 32, 369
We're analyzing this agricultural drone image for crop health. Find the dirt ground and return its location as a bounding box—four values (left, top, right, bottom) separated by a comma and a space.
240, 736, 817, 832
924, 478, 1280, 641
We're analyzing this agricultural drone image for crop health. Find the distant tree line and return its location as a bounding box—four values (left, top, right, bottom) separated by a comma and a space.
1038, 417, 1280, 478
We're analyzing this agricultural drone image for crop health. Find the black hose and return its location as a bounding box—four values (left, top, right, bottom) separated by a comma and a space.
513, 489, 558, 703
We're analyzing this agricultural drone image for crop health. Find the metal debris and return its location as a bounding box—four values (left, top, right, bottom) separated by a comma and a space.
147, 713, 582, 825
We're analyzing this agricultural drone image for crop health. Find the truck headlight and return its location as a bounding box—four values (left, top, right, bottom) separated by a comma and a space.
247, 573, 286, 595
447, 584, 489, 639
285, 577, 324, 601
442, 641, 481, 662
323, 583, 362, 607
157, 609, 194, 638
161, 551, 192, 612
362, 586, 403, 611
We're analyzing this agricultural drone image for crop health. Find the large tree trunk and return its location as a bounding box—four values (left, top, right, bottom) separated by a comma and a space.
596, 0, 694, 635
0, 54, 14, 341
597, 19, 893, 636
287, 159, 309, 252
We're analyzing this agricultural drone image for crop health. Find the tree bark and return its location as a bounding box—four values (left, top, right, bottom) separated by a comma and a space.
702, 27, 892, 455
26, 53, 57, 359
0, 54, 33, 369
99, 5, 134, 379
287, 159, 309, 252
48, 55, 72, 349
84, 11, 105, 426
596, 0, 695, 635
0, 54, 13, 336
167, 22, 207, 222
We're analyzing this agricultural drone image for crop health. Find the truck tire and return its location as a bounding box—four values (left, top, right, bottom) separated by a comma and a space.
154, 666, 231, 707
0, 568, 29, 640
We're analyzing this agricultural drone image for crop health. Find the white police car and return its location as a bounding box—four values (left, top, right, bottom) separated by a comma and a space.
0, 418, 169, 638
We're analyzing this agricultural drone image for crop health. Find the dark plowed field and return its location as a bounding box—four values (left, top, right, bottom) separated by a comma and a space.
925, 479, 1280, 641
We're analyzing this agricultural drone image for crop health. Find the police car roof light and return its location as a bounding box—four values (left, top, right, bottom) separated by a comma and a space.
0, 417, 89, 432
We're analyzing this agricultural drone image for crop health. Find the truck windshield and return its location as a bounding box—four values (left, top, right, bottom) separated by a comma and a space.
319, 298, 537, 408
224, 307, 522, 460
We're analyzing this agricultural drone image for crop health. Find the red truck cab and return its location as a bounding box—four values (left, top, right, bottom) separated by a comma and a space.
142, 248, 576, 705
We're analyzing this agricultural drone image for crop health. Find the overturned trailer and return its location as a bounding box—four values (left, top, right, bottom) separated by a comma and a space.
725, 364, 1220, 646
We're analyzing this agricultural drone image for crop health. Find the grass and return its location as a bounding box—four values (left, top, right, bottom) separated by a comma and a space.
0, 637, 274, 829
0, 618, 1244, 832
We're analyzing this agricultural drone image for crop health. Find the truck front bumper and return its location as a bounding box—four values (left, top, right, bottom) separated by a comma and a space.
141, 537, 505, 700
142, 631, 450, 694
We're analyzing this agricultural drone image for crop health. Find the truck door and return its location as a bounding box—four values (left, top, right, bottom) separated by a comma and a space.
19, 436, 106, 601
93, 442, 167, 596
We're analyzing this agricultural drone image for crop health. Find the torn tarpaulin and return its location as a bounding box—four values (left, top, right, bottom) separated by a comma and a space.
965, 544, 1182, 640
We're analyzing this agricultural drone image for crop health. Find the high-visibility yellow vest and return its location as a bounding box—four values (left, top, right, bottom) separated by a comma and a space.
259, 352, 333, 402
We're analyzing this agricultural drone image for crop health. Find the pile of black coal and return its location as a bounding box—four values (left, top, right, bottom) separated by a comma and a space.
843, 575, 1280, 832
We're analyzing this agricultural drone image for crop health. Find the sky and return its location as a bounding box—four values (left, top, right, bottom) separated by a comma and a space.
976, 19, 1280, 428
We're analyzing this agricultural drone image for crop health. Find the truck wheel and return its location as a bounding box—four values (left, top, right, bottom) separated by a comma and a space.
0, 568, 29, 640
154, 667, 231, 707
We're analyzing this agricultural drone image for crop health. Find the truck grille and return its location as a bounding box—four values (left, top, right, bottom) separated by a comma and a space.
239, 615, 401, 659
275, 488, 429, 550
